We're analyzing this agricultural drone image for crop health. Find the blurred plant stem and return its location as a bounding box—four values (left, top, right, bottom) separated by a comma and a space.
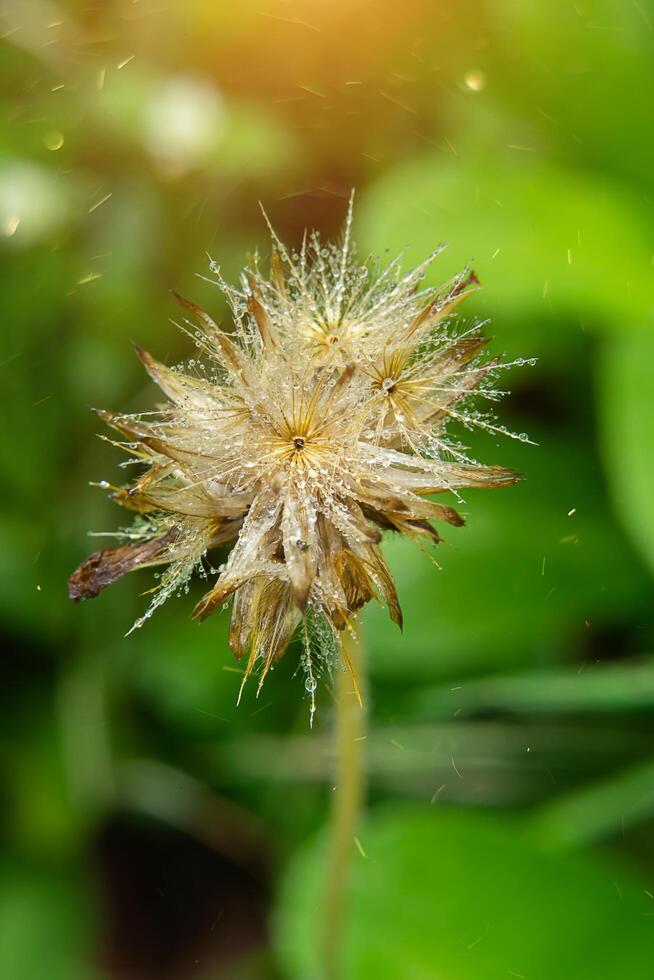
322, 627, 366, 980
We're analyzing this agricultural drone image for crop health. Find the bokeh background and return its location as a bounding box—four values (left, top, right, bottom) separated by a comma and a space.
2, 0, 654, 977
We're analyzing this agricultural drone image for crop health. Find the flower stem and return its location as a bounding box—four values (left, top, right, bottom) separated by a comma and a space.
322, 626, 366, 980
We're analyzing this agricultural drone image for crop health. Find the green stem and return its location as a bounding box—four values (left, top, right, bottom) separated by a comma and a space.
322, 627, 366, 980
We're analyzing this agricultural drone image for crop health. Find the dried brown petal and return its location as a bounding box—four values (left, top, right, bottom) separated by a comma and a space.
68, 529, 178, 601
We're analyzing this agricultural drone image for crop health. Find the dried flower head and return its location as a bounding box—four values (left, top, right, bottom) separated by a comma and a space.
69, 195, 524, 718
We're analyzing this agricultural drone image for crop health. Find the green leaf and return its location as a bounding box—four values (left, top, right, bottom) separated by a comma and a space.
598, 331, 654, 575
275, 806, 654, 980
532, 757, 654, 849
483, 0, 654, 189
363, 438, 650, 681
358, 157, 654, 351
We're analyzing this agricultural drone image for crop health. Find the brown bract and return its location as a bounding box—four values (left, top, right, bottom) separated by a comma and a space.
69, 196, 521, 712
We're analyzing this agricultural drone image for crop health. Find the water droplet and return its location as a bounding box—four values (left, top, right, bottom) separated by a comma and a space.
44, 130, 64, 151
463, 69, 486, 92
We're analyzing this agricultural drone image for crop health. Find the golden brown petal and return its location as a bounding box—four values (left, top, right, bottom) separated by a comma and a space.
192, 573, 248, 622
334, 549, 376, 613
434, 463, 522, 490
136, 485, 249, 520
281, 485, 319, 610
171, 290, 246, 380
402, 269, 480, 342
236, 578, 301, 698
132, 344, 218, 408
250, 579, 299, 663
361, 544, 403, 629
247, 276, 279, 352
228, 579, 256, 660
358, 479, 464, 528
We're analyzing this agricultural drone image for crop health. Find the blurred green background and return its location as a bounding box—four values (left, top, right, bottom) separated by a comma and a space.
2, 1, 654, 977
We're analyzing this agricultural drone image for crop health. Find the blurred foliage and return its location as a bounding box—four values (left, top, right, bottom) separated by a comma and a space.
276, 806, 654, 979
0, 861, 98, 980
599, 332, 654, 575
1, 0, 654, 977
